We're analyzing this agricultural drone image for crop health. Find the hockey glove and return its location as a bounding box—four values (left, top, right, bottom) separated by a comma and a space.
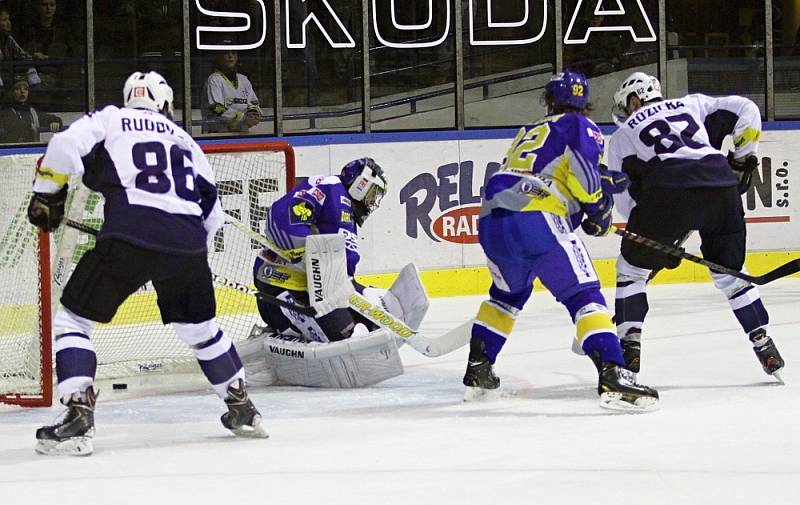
728, 153, 759, 194
27, 184, 68, 232
581, 193, 614, 237
599, 166, 630, 195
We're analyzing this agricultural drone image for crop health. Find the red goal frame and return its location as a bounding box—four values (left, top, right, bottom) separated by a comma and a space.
0, 141, 295, 407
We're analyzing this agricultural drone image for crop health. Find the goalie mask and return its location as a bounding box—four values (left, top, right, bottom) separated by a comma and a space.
612, 72, 662, 126
340, 158, 388, 226
123, 71, 174, 119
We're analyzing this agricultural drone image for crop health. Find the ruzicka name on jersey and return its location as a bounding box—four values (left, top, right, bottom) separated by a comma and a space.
625, 100, 686, 128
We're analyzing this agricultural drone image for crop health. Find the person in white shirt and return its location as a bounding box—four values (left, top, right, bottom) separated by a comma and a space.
201, 41, 261, 134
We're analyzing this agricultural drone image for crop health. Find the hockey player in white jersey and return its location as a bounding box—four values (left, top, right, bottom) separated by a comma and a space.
26, 71, 268, 456
608, 71, 784, 381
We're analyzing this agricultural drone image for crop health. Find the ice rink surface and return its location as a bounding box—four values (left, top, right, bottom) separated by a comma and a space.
1, 280, 798, 505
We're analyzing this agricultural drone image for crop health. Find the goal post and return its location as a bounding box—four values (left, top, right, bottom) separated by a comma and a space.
0, 141, 295, 407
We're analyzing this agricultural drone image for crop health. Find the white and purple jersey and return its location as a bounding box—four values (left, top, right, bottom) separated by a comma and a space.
33, 105, 224, 256
261, 175, 360, 276
608, 94, 761, 191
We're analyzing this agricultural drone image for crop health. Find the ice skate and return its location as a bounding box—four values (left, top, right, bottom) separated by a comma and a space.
35, 387, 97, 456
221, 379, 269, 438
598, 363, 659, 412
750, 329, 785, 384
462, 337, 500, 401
621, 329, 642, 374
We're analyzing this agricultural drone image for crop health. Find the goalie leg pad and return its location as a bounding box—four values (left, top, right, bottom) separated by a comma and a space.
263, 329, 403, 388
383, 263, 429, 331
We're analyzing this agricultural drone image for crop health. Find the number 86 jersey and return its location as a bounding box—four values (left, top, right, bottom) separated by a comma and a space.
607, 93, 761, 192
34, 105, 223, 256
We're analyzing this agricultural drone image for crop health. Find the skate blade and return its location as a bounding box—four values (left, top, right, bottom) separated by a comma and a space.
35, 437, 94, 456
463, 386, 500, 402
599, 392, 659, 412
228, 415, 270, 439
771, 370, 785, 385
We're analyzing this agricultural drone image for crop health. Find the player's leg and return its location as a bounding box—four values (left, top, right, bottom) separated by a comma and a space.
36, 239, 151, 455
463, 212, 537, 400
153, 254, 267, 438
698, 187, 783, 379
616, 188, 689, 373
534, 213, 658, 411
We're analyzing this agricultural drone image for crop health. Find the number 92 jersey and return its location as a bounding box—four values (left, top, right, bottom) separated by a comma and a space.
482, 113, 606, 224
607, 93, 762, 191
34, 105, 223, 256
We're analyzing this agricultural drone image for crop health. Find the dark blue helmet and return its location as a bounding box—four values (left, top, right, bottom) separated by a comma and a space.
544, 71, 589, 110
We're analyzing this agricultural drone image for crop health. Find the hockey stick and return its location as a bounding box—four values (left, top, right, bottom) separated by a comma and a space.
63, 219, 257, 295
223, 212, 470, 357
255, 290, 471, 358
612, 225, 800, 285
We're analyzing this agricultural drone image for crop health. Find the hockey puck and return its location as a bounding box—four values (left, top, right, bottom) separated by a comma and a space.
112, 383, 128, 390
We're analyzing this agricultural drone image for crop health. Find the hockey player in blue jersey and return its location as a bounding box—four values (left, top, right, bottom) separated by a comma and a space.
462, 72, 659, 410
26, 71, 268, 455
607, 72, 784, 382
252, 158, 388, 343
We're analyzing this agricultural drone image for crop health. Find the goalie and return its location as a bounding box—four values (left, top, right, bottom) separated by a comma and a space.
239, 158, 430, 388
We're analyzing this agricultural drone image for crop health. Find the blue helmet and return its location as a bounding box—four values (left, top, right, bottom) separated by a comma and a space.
544, 71, 589, 110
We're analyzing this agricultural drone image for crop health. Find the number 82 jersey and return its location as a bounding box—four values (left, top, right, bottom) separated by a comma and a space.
607, 93, 761, 191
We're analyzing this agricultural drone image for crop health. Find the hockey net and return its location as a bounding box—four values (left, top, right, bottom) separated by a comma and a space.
0, 141, 295, 407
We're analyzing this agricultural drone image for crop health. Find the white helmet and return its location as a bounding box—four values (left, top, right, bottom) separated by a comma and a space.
612, 71, 662, 125
123, 71, 174, 118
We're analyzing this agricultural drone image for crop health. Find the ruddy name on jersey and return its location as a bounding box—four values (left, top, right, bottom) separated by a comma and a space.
121, 117, 176, 135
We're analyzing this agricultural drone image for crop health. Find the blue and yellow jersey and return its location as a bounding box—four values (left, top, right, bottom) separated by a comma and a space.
259, 175, 360, 276
482, 113, 605, 225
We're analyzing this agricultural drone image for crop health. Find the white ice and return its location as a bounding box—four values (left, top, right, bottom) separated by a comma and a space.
2, 280, 799, 505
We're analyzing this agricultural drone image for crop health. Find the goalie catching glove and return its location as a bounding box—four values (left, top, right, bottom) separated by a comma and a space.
27, 184, 68, 232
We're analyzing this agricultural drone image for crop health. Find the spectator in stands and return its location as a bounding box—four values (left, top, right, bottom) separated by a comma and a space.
201, 40, 261, 134
0, 5, 39, 89
20, 0, 80, 110
0, 74, 62, 143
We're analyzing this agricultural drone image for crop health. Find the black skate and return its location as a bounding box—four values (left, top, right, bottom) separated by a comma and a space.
462, 337, 500, 401
598, 363, 659, 412
35, 387, 97, 456
221, 379, 269, 438
750, 329, 785, 384
621, 329, 642, 374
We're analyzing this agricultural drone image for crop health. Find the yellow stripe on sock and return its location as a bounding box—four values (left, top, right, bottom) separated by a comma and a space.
476, 301, 516, 337
575, 311, 614, 345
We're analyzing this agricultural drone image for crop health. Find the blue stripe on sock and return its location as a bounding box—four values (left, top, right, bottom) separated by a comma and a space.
55, 347, 97, 382
730, 285, 755, 301
582, 332, 625, 367
55, 332, 90, 340
615, 292, 649, 325
733, 298, 769, 334
192, 330, 223, 350
198, 345, 243, 385
472, 325, 506, 364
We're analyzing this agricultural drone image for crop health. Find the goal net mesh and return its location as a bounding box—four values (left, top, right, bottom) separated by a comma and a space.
1, 142, 292, 404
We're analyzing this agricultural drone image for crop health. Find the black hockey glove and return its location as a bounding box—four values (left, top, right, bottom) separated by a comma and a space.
728, 153, 759, 194
27, 184, 68, 232
581, 193, 614, 237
